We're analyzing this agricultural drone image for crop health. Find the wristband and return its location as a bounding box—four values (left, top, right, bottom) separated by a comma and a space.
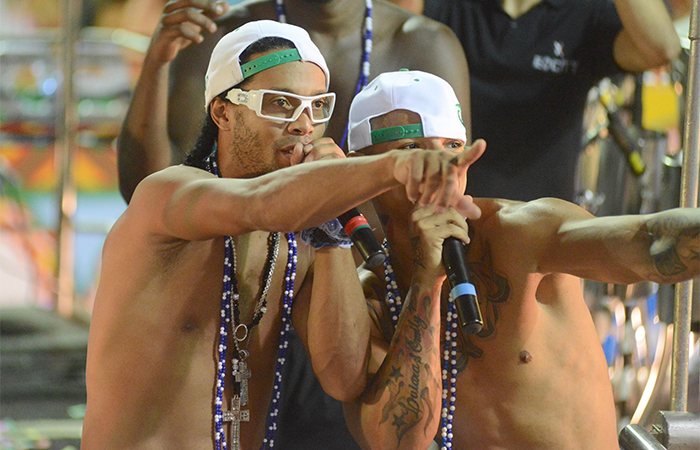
300, 218, 352, 249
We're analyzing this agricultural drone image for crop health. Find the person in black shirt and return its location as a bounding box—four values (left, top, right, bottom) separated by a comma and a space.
422, 0, 681, 201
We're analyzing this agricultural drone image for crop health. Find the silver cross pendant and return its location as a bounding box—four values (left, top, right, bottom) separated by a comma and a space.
235, 360, 252, 406
222, 395, 249, 450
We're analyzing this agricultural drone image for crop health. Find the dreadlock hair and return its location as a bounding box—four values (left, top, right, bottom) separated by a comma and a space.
184, 37, 297, 169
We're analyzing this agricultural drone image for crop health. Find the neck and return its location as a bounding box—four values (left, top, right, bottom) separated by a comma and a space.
282, 0, 367, 36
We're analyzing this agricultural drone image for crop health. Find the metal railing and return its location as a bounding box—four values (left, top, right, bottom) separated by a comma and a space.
620, 0, 700, 447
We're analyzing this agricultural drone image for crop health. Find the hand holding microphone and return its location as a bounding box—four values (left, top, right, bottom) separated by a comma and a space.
411, 206, 482, 335
442, 237, 482, 335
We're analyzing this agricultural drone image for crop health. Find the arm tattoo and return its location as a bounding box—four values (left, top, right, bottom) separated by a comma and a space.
450, 244, 510, 373
376, 288, 438, 444
409, 236, 426, 269
647, 216, 700, 279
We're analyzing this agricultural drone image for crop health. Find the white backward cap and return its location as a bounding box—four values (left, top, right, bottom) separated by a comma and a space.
204, 20, 330, 110
347, 70, 466, 152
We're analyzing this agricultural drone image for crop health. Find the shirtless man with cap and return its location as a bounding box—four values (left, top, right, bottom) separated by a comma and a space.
342, 70, 699, 450
113, 4, 471, 447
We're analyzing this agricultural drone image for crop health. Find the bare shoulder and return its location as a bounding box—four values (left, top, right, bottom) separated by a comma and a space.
217, 0, 278, 28
473, 197, 595, 249
373, 1, 461, 49
101, 168, 201, 257
132, 165, 214, 201
478, 197, 589, 222
508, 197, 594, 226
119, 165, 213, 234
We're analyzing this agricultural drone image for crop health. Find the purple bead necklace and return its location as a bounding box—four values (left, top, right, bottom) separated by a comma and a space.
206, 152, 297, 450
381, 239, 457, 450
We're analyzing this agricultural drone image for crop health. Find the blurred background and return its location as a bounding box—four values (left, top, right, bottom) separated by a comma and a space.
0, 1, 248, 448
0, 1, 697, 449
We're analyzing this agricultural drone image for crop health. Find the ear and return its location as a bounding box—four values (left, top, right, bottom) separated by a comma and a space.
210, 98, 233, 131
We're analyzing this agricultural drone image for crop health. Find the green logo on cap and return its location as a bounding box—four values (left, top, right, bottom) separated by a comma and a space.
456, 103, 464, 126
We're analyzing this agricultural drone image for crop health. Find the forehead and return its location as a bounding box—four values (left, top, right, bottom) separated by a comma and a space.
241, 55, 327, 95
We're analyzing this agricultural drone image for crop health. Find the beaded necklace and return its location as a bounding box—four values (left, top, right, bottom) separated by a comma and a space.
206, 152, 297, 450
275, 0, 373, 147
381, 239, 457, 450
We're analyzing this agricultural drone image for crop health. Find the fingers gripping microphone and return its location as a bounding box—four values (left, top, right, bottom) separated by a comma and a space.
338, 208, 387, 268
442, 237, 483, 334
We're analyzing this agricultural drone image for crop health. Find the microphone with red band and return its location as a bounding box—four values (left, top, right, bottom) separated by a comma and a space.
442, 237, 483, 334
338, 208, 387, 268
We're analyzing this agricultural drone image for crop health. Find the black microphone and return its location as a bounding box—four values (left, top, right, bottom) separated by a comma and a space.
338, 208, 386, 268
442, 237, 482, 335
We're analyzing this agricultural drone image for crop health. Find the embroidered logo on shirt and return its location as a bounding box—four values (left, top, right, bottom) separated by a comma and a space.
553, 41, 565, 57
532, 41, 579, 75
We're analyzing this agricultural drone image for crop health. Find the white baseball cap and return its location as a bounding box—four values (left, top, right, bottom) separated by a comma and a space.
347, 70, 466, 151
204, 20, 330, 109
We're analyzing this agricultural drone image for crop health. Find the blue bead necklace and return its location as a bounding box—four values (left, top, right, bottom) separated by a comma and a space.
275, 0, 373, 148
381, 239, 457, 450
206, 152, 297, 450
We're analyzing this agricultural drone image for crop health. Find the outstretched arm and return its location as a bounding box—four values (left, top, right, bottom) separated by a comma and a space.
129, 143, 482, 242
613, 0, 682, 71
345, 207, 471, 450
528, 199, 699, 284
117, 0, 229, 203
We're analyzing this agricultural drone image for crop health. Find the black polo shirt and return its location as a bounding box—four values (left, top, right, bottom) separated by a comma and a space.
424, 0, 623, 201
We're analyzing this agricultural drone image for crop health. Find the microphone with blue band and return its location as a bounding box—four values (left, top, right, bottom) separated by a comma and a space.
442, 237, 483, 334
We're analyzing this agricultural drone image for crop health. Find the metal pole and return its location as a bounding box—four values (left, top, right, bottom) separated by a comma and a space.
619, 425, 667, 450
670, 0, 700, 413
54, 0, 82, 317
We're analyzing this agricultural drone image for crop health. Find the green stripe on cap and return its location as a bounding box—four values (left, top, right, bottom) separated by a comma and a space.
370, 124, 424, 144
240, 49, 302, 79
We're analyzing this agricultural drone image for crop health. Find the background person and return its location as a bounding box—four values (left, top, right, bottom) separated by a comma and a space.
422, 0, 681, 201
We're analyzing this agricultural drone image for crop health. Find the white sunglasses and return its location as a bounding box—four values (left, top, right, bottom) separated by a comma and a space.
225, 88, 336, 124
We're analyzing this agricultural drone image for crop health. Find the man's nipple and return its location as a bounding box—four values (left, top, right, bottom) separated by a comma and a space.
519, 350, 532, 364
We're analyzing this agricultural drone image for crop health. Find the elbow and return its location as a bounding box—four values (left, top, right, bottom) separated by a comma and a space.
316, 361, 368, 403
313, 348, 369, 402
324, 382, 367, 404
654, 42, 681, 67
645, 38, 682, 68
